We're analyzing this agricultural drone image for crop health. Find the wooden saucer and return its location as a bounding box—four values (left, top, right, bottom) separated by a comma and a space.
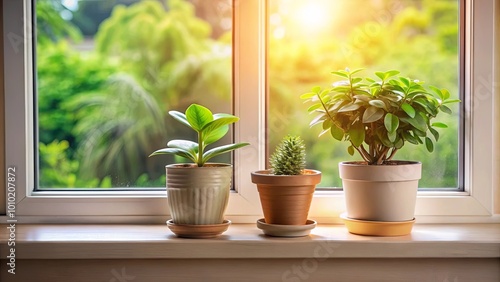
167, 219, 231, 239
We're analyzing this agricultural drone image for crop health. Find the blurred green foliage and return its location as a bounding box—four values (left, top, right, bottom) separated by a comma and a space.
37, 0, 460, 189
37, 0, 232, 188
268, 0, 460, 188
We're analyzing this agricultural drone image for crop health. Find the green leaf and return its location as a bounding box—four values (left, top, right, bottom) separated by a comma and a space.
318, 128, 329, 138
400, 114, 427, 132
428, 85, 443, 100
149, 148, 196, 163
441, 89, 451, 100
413, 128, 427, 137
351, 77, 363, 84
425, 137, 434, 153
201, 114, 239, 142
388, 130, 397, 142
384, 113, 399, 133
347, 145, 355, 156
413, 99, 434, 115
300, 92, 316, 99
429, 127, 440, 142
375, 71, 385, 80
330, 124, 344, 141
167, 140, 199, 154
443, 99, 461, 104
399, 77, 410, 87
368, 100, 386, 109
307, 103, 322, 112
353, 94, 370, 102
394, 137, 404, 149
322, 119, 332, 130
432, 122, 448, 128
384, 70, 400, 80
202, 143, 250, 164
349, 121, 365, 147
204, 125, 229, 146
338, 103, 360, 112
440, 105, 453, 114
401, 103, 416, 118
362, 106, 384, 123
376, 130, 392, 147
403, 131, 419, 145
169, 111, 191, 128
311, 86, 321, 93
309, 114, 326, 127
185, 104, 213, 132
331, 71, 348, 78
350, 68, 365, 75
320, 89, 331, 98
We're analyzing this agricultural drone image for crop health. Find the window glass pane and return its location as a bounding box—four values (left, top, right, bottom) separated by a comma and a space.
36, 0, 233, 189
268, 0, 460, 188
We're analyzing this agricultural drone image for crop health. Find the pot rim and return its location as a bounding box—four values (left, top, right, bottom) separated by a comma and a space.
251, 169, 321, 177
251, 169, 322, 186
166, 163, 232, 169
339, 160, 422, 166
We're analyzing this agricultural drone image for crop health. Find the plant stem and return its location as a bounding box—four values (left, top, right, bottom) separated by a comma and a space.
197, 132, 203, 167
353, 143, 372, 163
353, 145, 370, 163
370, 123, 376, 157
376, 147, 390, 164
387, 148, 398, 161
360, 144, 372, 162
316, 93, 336, 126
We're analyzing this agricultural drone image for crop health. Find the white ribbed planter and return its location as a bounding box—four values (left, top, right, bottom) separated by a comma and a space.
339, 161, 422, 222
166, 164, 232, 225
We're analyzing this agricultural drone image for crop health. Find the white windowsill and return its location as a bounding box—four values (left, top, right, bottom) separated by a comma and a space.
1, 223, 499, 259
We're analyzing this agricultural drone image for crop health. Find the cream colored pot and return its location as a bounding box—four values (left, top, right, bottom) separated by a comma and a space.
166, 163, 232, 225
339, 161, 421, 222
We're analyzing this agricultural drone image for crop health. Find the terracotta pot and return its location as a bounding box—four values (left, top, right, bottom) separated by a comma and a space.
339, 161, 422, 222
251, 169, 321, 225
166, 163, 232, 225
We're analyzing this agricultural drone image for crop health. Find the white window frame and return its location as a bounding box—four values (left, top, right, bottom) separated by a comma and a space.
2, 0, 498, 224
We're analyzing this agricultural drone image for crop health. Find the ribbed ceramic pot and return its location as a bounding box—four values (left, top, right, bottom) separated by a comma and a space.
251, 169, 321, 225
339, 161, 422, 222
166, 163, 232, 225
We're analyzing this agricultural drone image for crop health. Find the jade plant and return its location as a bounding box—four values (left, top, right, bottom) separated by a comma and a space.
150, 104, 249, 166
270, 135, 306, 175
301, 68, 460, 165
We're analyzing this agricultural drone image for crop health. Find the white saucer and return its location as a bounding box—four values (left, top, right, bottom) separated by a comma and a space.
256, 218, 316, 237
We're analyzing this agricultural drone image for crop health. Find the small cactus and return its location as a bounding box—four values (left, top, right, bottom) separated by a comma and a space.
270, 135, 306, 175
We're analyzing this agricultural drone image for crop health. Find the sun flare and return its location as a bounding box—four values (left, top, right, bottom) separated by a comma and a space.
294, 2, 330, 31
272, 0, 339, 39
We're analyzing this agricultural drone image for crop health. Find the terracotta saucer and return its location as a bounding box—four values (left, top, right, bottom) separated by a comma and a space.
340, 212, 415, 236
166, 219, 231, 239
256, 218, 317, 237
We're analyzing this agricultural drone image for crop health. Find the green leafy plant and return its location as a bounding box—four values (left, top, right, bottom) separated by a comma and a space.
270, 135, 306, 175
301, 68, 460, 165
150, 104, 249, 167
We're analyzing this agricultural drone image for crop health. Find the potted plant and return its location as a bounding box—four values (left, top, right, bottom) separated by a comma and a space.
301, 68, 460, 235
150, 103, 249, 238
251, 135, 321, 237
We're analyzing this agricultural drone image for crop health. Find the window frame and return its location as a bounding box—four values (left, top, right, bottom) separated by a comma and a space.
2, 0, 498, 224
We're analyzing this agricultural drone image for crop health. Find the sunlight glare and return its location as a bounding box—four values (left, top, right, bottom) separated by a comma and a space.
295, 3, 329, 31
